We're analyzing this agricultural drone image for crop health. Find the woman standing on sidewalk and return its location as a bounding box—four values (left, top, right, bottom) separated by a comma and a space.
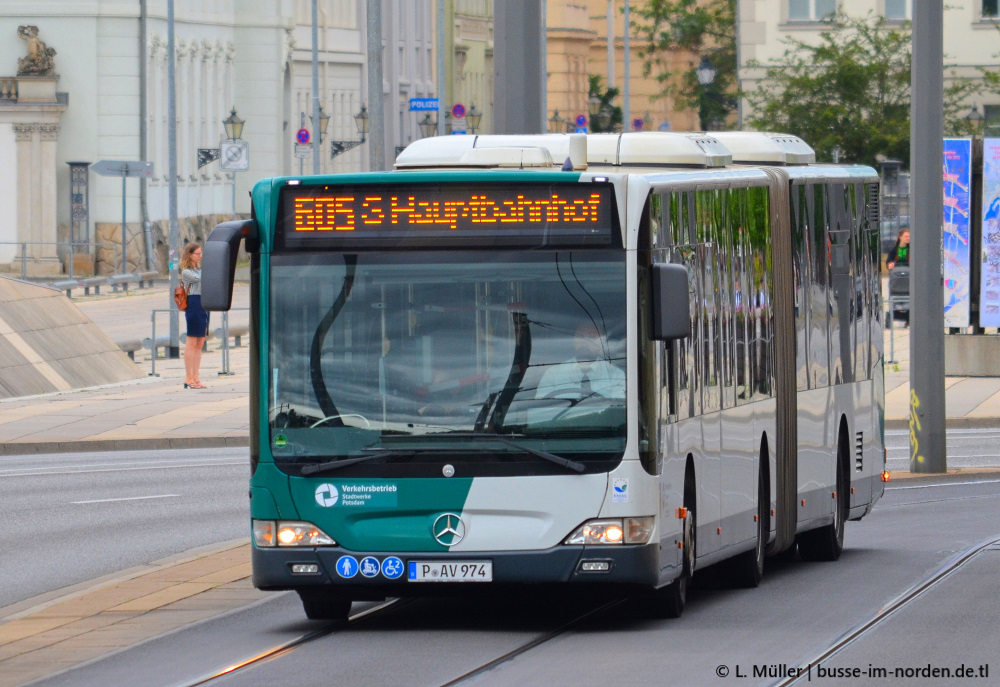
180, 242, 209, 389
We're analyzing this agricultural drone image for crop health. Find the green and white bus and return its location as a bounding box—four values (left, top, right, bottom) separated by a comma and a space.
202, 131, 885, 620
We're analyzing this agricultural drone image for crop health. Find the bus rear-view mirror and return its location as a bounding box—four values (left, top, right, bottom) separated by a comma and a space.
202, 219, 256, 311
651, 263, 691, 342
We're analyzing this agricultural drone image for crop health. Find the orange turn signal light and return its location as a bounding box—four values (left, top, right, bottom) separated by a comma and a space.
881, 471, 891, 482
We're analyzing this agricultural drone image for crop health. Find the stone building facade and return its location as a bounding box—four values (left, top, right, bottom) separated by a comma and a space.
0, 0, 448, 276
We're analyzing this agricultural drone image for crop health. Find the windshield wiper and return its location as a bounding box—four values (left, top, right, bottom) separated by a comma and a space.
298, 435, 585, 475
299, 447, 423, 475
440, 432, 586, 473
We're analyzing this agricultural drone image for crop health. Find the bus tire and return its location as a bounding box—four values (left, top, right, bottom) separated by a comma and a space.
729, 463, 768, 588
647, 484, 695, 619
798, 432, 848, 562
297, 589, 353, 621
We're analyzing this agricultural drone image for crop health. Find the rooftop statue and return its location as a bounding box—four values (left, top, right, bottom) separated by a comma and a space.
17, 25, 57, 77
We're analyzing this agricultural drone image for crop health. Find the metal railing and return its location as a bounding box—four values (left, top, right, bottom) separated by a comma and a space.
0, 241, 121, 280
885, 295, 909, 364
148, 307, 249, 377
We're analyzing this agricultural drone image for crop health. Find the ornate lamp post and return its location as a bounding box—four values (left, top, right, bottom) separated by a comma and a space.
317, 105, 331, 143
223, 107, 245, 140
221, 107, 246, 218
695, 56, 717, 131
330, 105, 369, 158
466, 103, 482, 134
548, 110, 565, 134
418, 113, 437, 138
965, 104, 985, 136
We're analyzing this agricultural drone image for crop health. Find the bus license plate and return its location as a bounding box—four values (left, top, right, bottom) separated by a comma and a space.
408, 560, 492, 582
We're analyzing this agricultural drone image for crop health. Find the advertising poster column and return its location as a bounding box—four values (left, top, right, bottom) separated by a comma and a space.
980, 138, 1000, 328
942, 138, 972, 328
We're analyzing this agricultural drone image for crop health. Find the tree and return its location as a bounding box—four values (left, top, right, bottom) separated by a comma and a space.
588, 75, 624, 133
633, 0, 736, 128
745, 13, 977, 167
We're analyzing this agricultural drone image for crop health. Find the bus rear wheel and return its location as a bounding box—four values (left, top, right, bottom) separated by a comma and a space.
297, 590, 353, 621
798, 441, 848, 562
729, 466, 767, 588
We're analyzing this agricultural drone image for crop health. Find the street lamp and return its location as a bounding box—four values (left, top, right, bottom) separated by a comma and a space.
221, 108, 245, 219
330, 105, 369, 158
548, 110, 565, 134
467, 103, 482, 134
223, 107, 245, 140
695, 56, 717, 88
587, 93, 602, 128
597, 104, 613, 130
965, 104, 985, 136
317, 105, 330, 143
354, 105, 369, 138
418, 113, 437, 138
695, 56, 717, 131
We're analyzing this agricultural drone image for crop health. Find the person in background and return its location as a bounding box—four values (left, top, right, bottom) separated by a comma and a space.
180, 242, 209, 389
886, 228, 910, 270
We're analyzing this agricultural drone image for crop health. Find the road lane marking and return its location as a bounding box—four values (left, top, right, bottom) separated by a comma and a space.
886, 478, 1000, 490
72, 494, 180, 504
0, 461, 244, 478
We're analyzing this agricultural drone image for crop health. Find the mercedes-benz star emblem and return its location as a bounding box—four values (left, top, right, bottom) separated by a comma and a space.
431, 513, 466, 546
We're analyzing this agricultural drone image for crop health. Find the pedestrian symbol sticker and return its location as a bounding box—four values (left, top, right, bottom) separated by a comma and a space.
336, 555, 358, 578
381, 556, 404, 579
315, 483, 339, 507
359, 556, 380, 578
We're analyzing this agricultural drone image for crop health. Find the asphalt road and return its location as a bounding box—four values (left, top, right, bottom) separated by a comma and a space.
31, 474, 1000, 687
0, 447, 249, 608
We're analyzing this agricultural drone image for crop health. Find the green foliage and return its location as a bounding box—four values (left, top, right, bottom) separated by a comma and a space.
633, 0, 736, 127
744, 13, 978, 167
588, 75, 624, 133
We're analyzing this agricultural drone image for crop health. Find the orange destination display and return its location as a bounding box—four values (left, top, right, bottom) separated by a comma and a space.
277, 182, 615, 248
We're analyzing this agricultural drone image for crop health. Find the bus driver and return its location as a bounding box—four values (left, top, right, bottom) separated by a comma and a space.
535, 322, 625, 400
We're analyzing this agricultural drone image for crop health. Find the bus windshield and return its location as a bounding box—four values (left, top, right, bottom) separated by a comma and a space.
268, 249, 627, 476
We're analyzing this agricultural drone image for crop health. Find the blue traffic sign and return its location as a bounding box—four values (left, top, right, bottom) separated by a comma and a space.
575, 114, 587, 127
296, 128, 310, 145
381, 556, 404, 579
336, 555, 358, 578
409, 98, 440, 111
451, 103, 466, 119
632, 118, 645, 131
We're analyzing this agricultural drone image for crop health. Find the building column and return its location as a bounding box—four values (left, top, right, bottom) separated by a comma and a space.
11, 122, 61, 273
13, 124, 35, 258
39, 124, 60, 255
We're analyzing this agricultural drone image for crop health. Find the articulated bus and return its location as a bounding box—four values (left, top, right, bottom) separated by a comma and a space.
202, 131, 886, 620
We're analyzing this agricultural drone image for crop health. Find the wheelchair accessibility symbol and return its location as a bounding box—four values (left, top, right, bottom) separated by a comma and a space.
381, 556, 404, 579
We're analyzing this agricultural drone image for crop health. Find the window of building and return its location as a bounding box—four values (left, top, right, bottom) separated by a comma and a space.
884, 0, 909, 20
984, 0, 999, 18
788, 0, 837, 21
985, 104, 1000, 136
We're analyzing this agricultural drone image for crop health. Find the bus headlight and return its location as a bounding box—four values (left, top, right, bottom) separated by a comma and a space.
253, 520, 336, 547
563, 517, 654, 545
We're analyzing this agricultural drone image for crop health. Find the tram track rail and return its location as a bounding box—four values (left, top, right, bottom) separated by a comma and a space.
174, 595, 625, 687
771, 534, 1000, 687
174, 598, 410, 687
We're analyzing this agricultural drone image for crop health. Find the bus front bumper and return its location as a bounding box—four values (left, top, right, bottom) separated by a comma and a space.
252, 543, 662, 597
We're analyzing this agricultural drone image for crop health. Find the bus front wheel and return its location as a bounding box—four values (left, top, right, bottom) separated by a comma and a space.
646, 502, 694, 619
